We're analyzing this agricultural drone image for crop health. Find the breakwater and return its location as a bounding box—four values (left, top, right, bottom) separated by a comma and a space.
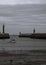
19, 33, 46, 39
0, 33, 10, 39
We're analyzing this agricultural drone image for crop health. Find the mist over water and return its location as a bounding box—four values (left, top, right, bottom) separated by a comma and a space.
0, 4, 46, 34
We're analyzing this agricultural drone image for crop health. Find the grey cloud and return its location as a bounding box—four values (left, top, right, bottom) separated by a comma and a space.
0, 0, 46, 5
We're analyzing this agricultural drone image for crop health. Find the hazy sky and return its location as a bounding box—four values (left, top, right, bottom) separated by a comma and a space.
0, 0, 46, 34
0, 0, 46, 5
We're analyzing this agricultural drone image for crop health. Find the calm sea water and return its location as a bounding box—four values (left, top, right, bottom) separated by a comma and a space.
0, 35, 46, 51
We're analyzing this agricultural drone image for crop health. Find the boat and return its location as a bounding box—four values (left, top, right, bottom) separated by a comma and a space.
9, 40, 16, 43
8, 36, 16, 43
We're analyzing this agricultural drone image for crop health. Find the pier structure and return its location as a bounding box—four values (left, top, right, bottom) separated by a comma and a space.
33, 28, 35, 33
0, 24, 10, 39
3, 24, 5, 33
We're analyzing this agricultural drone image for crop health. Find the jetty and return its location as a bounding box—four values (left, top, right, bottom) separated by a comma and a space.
19, 29, 46, 39
0, 24, 10, 39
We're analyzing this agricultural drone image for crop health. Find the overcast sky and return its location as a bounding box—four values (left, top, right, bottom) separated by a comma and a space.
0, 0, 46, 34
0, 0, 46, 5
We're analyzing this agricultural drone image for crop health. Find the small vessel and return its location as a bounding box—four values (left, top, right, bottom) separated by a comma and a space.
11, 38, 16, 43
8, 39, 16, 43
9, 36, 16, 43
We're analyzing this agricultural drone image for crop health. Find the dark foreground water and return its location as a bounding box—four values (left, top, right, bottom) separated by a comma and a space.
0, 50, 46, 65
0, 35, 46, 65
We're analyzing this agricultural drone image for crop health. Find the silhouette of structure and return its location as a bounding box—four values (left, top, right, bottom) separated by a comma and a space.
19, 28, 46, 39
33, 28, 35, 33
3, 24, 5, 33
0, 24, 10, 39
